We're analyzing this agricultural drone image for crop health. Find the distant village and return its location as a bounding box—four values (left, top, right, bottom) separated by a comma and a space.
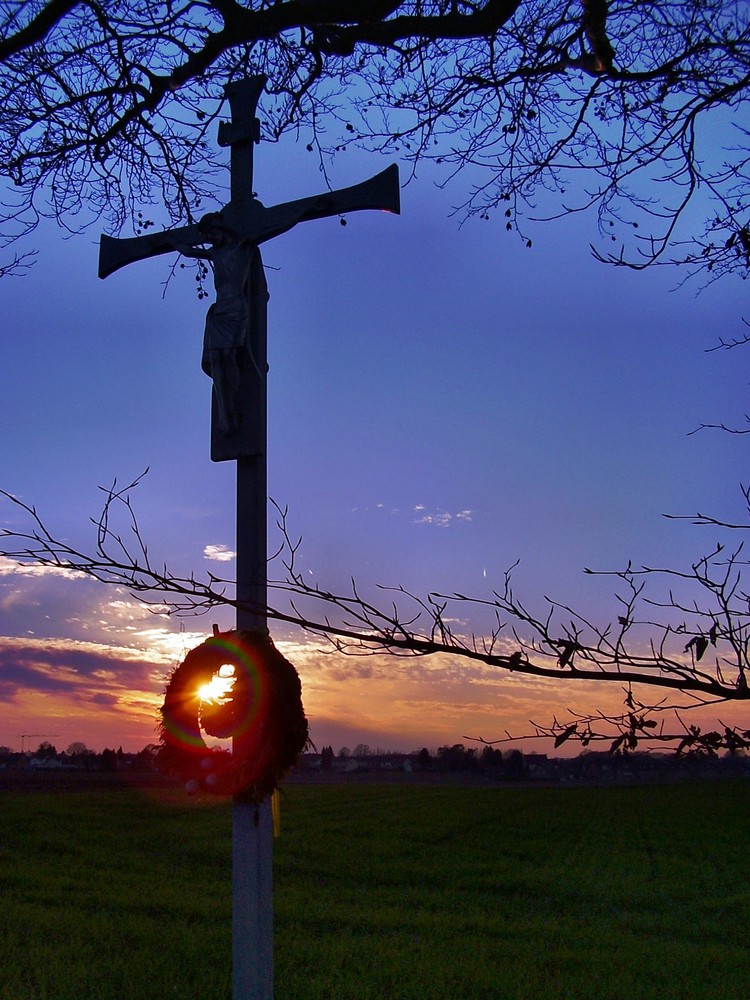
1, 739, 749, 788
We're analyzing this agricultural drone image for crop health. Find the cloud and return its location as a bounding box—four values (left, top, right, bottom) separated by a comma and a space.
0, 635, 160, 695
90, 692, 119, 706
350, 503, 473, 526
0, 561, 127, 638
204, 543, 236, 562
0, 560, 213, 660
0, 556, 84, 580
271, 631, 694, 755
414, 508, 473, 527
0, 634, 168, 750
271, 634, 601, 750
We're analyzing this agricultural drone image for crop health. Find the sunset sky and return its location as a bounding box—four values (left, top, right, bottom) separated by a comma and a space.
1, 120, 748, 756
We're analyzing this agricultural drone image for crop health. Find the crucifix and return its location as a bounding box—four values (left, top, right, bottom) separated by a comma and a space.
99, 75, 400, 1000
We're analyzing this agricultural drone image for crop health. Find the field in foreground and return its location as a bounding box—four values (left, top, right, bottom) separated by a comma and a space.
0, 780, 748, 999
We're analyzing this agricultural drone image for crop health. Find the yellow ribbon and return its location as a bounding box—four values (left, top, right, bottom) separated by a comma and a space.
271, 789, 281, 837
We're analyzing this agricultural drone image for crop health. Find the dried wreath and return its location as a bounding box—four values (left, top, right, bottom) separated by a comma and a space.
158, 629, 308, 802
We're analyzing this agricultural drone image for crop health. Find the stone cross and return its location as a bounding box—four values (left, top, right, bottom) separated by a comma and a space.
100, 77, 400, 462
98, 75, 399, 1000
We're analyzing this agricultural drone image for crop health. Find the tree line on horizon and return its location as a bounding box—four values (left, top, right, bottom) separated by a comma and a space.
3, 737, 748, 789
0, 740, 159, 770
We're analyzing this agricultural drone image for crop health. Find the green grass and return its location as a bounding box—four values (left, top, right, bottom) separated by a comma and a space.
0, 781, 748, 999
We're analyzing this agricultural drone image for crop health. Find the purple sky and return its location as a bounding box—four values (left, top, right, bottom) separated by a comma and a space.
1, 132, 747, 754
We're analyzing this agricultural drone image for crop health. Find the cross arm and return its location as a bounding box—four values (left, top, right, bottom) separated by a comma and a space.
248, 164, 400, 247
99, 164, 400, 279
98, 223, 206, 279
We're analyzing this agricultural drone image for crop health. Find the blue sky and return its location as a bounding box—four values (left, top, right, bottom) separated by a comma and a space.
1, 131, 748, 754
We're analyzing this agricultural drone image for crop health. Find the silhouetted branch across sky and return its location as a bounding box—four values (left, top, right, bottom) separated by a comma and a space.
2, 474, 748, 754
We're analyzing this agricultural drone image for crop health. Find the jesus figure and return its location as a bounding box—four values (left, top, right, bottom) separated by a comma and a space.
176, 212, 261, 435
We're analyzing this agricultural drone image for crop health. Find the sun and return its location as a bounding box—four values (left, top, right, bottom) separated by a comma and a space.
198, 663, 236, 704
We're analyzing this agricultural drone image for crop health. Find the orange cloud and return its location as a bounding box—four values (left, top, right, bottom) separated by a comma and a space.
272, 638, 634, 753
0, 635, 166, 752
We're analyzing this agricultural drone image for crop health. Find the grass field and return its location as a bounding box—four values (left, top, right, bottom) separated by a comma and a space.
0, 779, 748, 999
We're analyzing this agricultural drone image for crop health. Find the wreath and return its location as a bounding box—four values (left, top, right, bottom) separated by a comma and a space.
158, 629, 309, 802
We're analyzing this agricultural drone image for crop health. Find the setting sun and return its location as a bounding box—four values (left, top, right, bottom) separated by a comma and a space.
198, 663, 236, 705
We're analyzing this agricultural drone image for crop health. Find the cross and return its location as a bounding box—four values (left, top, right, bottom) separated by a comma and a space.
98, 75, 400, 1000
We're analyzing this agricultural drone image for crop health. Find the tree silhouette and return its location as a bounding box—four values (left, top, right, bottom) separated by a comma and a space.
1, 1, 749, 278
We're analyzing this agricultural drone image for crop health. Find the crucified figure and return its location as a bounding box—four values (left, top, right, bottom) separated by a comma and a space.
99, 146, 398, 461
177, 212, 262, 435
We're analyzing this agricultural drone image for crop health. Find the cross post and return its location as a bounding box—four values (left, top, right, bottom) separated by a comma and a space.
99, 75, 400, 1000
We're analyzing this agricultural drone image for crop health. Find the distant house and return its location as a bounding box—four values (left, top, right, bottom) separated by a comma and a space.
29, 756, 63, 769
525, 754, 558, 780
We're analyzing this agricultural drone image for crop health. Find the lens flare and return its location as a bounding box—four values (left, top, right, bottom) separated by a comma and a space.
199, 635, 269, 742
198, 663, 236, 704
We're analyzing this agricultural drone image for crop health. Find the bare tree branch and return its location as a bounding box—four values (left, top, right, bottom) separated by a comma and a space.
1, 1, 749, 276
0, 248, 36, 277
2, 475, 749, 760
